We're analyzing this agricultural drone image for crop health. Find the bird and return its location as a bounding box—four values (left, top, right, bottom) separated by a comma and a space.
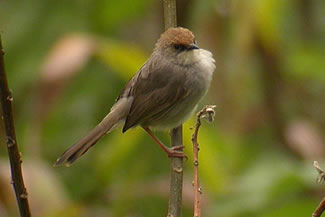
54, 27, 215, 167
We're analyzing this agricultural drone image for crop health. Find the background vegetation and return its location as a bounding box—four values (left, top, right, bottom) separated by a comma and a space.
1, 0, 325, 216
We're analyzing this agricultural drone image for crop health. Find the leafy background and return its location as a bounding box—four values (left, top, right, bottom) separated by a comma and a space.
1, 0, 325, 216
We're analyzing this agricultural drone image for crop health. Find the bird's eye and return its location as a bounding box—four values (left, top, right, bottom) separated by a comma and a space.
174, 44, 185, 51
174, 44, 180, 50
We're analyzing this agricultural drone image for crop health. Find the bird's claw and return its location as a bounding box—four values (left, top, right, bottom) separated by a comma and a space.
171, 145, 184, 151
167, 147, 187, 160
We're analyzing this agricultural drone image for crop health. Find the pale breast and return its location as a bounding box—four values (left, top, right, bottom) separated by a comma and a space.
148, 49, 215, 130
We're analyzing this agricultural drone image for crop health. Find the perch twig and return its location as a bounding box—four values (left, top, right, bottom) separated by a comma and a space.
162, 0, 184, 216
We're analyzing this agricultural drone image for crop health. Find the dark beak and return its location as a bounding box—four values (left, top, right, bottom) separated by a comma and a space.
187, 43, 199, 50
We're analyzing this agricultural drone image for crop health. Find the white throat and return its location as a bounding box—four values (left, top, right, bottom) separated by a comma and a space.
179, 48, 215, 67
178, 49, 215, 82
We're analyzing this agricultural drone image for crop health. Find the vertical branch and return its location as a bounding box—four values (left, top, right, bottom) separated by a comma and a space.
163, 0, 177, 30
162, 0, 183, 216
0, 35, 32, 217
168, 126, 183, 217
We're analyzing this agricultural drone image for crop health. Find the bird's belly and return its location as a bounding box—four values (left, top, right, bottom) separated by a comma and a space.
148, 104, 198, 131
146, 85, 205, 130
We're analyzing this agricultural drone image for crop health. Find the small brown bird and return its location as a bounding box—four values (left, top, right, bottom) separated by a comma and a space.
54, 27, 215, 166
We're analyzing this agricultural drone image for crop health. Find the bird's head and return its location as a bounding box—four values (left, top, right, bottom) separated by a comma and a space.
154, 27, 201, 65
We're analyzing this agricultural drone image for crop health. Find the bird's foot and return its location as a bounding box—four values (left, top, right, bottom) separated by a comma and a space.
171, 145, 184, 151
142, 126, 187, 159
166, 146, 187, 159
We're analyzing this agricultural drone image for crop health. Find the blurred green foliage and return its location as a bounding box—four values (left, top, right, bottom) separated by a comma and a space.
1, 0, 325, 217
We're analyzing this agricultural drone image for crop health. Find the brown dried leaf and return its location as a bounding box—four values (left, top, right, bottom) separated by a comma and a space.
286, 120, 325, 159
38, 34, 96, 117
40, 33, 96, 83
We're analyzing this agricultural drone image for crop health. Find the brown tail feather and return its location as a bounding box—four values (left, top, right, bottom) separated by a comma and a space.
54, 125, 107, 167
53, 98, 132, 167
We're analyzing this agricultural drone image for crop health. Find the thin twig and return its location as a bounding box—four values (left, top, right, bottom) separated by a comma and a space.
312, 161, 325, 217
314, 161, 325, 184
162, 0, 183, 217
191, 105, 216, 217
312, 198, 325, 217
0, 36, 32, 216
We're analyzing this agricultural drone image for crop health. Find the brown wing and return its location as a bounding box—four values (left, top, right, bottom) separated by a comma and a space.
120, 55, 188, 132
